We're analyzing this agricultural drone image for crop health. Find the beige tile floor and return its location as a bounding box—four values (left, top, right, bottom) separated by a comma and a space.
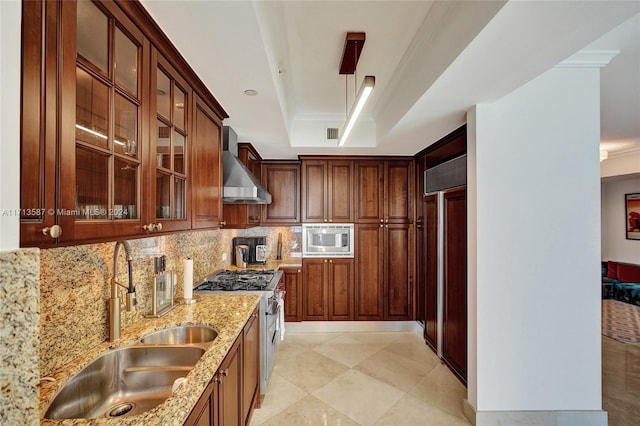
249, 331, 470, 426
602, 336, 640, 426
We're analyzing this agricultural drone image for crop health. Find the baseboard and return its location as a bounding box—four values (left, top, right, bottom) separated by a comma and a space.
283, 321, 421, 333
462, 401, 607, 426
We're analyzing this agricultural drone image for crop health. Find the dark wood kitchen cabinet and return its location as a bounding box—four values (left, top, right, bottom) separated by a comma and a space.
415, 153, 427, 328
242, 307, 260, 425
354, 159, 414, 224
191, 93, 223, 229
423, 193, 438, 351
300, 158, 354, 223
355, 223, 412, 321
303, 258, 354, 321
261, 161, 301, 225
151, 50, 192, 232
20, 0, 151, 245
185, 305, 260, 426
20, 0, 227, 247
442, 187, 467, 383
282, 267, 303, 322
223, 143, 262, 228
355, 224, 384, 320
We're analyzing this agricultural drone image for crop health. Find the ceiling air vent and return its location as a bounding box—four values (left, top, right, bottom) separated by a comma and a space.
326, 127, 339, 140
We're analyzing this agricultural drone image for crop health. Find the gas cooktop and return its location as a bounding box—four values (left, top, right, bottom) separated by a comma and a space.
194, 269, 276, 292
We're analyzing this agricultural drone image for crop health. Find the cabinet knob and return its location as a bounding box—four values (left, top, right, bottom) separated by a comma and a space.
143, 224, 155, 232
155, 222, 163, 231
213, 375, 222, 384
380, 224, 384, 228
380, 219, 384, 223
42, 224, 62, 239
220, 221, 226, 226
221, 369, 229, 377
324, 219, 328, 222
329, 259, 333, 263
297, 269, 301, 273
384, 219, 389, 223
328, 219, 333, 222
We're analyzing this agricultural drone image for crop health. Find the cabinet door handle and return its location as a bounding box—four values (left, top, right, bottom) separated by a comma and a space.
42, 225, 62, 239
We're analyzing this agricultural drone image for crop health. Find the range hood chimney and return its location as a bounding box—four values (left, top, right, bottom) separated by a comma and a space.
222, 126, 272, 204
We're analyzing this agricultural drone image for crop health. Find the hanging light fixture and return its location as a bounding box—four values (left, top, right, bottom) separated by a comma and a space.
337, 32, 375, 147
339, 76, 375, 146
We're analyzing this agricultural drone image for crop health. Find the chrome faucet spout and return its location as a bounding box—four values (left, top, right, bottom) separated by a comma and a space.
109, 240, 136, 341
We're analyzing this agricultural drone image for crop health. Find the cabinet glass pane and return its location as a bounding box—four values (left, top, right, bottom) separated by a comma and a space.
114, 158, 138, 220
115, 94, 138, 158
156, 172, 171, 219
174, 130, 185, 174
76, 67, 109, 149
76, 147, 108, 219
157, 70, 171, 119
174, 178, 186, 219
174, 86, 185, 129
76, 0, 108, 72
156, 120, 171, 169
115, 27, 138, 96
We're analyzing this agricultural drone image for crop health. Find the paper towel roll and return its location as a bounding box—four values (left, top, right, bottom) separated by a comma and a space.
183, 258, 193, 300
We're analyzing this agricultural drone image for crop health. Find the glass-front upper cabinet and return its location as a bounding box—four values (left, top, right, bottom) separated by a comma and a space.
59, 0, 149, 241
152, 51, 191, 231
74, 0, 140, 221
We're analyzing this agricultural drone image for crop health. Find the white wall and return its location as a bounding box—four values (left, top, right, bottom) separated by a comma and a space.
602, 177, 640, 263
468, 65, 603, 415
0, 0, 22, 251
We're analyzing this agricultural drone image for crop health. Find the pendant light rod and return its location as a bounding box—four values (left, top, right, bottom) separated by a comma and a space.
338, 75, 375, 147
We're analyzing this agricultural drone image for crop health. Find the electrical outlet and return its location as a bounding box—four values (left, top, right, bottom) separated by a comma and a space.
222, 253, 228, 261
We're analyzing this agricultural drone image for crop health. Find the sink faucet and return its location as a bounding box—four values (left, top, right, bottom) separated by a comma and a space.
109, 240, 136, 341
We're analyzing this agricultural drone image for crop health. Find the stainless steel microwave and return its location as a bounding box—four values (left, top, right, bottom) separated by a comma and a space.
302, 224, 354, 258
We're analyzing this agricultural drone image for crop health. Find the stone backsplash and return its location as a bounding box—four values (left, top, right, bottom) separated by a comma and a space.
39, 226, 300, 376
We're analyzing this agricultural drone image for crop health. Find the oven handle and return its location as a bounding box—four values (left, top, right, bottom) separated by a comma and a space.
271, 304, 281, 345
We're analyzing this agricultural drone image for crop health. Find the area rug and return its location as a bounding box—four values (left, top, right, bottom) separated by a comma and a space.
602, 299, 640, 344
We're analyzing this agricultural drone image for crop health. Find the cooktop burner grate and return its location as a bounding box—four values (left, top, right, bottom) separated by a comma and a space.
194, 269, 276, 292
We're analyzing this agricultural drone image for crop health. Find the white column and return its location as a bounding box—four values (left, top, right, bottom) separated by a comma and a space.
466, 52, 616, 425
0, 0, 22, 251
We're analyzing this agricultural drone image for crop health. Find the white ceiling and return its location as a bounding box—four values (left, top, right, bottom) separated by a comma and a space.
140, 0, 640, 160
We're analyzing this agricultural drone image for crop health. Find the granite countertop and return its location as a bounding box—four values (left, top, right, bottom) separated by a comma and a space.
39, 293, 261, 425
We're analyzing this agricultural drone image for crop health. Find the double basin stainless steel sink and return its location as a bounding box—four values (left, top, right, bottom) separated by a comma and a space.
44, 325, 218, 420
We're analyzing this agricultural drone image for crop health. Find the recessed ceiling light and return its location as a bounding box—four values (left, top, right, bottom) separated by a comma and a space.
244, 89, 258, 96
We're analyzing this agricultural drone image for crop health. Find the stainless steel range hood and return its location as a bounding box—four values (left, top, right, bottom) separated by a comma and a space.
223, 126, 272, 204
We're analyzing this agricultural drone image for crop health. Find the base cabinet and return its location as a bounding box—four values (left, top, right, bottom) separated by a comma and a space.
282, 267, 303, 322
184, 306, 259, 426
355, 224, 412, 320
303, 258, 354, 321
